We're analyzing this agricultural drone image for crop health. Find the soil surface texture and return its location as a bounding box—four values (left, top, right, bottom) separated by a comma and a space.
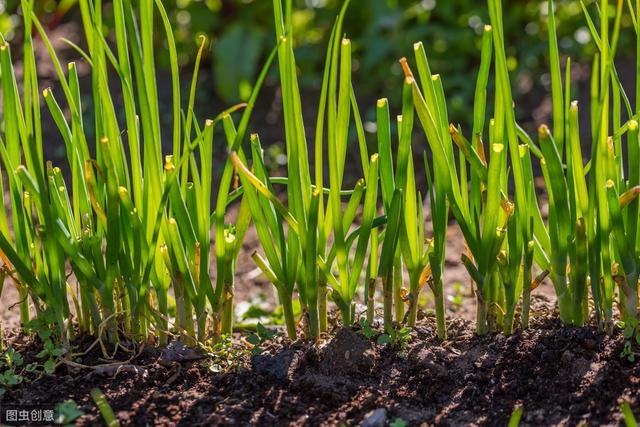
2, 295, 638, 427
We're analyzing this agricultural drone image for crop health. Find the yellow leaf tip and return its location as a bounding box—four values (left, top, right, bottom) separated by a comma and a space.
538, 124, 551, 138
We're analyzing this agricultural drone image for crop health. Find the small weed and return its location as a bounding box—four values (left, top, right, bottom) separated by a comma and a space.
246, 323, 278, 355
205, 335, 251, 372
377, 326, 412, 350
390, 417, 408, 427
0, 347, 24, 394
55, 400, 84, 425
358, 318, 377, 340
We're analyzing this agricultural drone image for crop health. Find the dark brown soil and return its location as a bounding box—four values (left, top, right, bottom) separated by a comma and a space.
2, 295, 638, 427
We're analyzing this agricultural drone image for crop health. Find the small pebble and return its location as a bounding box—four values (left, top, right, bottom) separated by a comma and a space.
360, 408, 387, 427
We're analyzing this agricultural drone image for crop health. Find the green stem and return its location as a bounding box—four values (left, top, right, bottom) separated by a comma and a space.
476, 285, 488, 336
340, 303, 352, 328
393, 254, 404, 322
196, 308, 206, 343
221, 281, 234, 336
503, 303, 516, 336
433, 276, 447, 340
407, 270, 420, 327
383, 269, 394, 332
560, 293, 574, 325
485, 272, 499, 333
496, 274, 505, 331
18, 287, 30, 326
548, 265, 573, 325
80, 287, 91, 335
174, 278, 187, 337
366, 277, 376, 325
308, 301, 320, 340
521, 280, 532, 330
139, 295, 149, 341
157, 291, 168, 346
212, 314, 222, 342
278, 290, 297, 340
572, 291, 586, 327
624, 271, 639, 330
318, 279, 328, 333
183, 297, 195, 343
122, 285, 132, 336
221, 259, 236, 336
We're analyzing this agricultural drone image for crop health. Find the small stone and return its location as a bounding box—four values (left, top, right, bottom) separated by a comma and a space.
407, 348, 447, 378
252, 349, 300, 381
160, 340, 203, 364
360, 408, 387, 427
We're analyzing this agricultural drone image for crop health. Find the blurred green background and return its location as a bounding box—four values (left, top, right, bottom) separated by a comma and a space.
0, 0, 635, 130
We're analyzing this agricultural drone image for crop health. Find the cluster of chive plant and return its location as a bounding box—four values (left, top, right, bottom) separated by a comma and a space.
2, 0, 640, 349
404, 0, 640, 336
236, 0, 640, 340
0, 0, 276, 347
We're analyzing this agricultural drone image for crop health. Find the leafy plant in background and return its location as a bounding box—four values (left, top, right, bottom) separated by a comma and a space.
4, 0, 632, 127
